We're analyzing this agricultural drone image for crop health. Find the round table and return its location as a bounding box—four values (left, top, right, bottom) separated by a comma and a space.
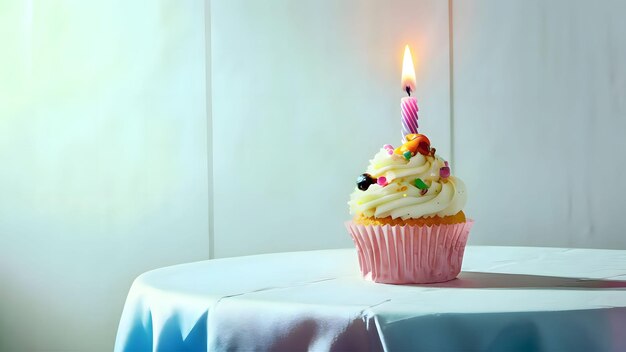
114, 246, 626, 351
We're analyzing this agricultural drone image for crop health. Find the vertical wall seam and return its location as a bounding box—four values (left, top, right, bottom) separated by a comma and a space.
448, 0, 455, 167
205, 0, 214, 259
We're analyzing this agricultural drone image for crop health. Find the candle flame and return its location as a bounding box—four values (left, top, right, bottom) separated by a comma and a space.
401, 45, 416, 94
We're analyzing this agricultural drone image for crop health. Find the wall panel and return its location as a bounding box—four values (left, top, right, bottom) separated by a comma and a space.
0, 1, 209, 350
212, 0, 452, 257
453, 0, 626, 248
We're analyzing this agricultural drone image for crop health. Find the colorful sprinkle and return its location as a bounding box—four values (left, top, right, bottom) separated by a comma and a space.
394, 134, 431, 156
420, 188, 428, 196
444, 161, 449, 167
377, 176, 388, 187
356, 173, 376, 191
403, 151, 412, 160
414, 178, 429, 190
440, 166, 450, 179
387, 149, 394, 155
383, 144, 394, 150
403, 194, 407, 197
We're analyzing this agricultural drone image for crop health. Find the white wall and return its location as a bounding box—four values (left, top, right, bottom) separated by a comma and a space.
212, 0, 626, 255
0, 1, 209, 351
453, 0, 626, 249
211, 0, 452, 258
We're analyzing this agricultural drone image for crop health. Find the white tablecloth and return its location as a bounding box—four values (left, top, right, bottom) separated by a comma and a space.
114, 246, 626, 351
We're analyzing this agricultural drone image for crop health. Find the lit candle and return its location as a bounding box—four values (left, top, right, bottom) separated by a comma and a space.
400, 45, 418, 141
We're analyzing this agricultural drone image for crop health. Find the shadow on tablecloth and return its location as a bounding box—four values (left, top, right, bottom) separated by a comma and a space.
420, 271, 626, 289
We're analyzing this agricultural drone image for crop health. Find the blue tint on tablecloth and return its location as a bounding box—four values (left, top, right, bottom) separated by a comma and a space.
114, 246, 626, 351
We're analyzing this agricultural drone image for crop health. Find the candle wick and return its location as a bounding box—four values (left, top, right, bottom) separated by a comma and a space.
405, 86, 411, 96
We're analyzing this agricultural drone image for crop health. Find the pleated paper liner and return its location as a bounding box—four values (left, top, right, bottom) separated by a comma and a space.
345, 220, 474, 284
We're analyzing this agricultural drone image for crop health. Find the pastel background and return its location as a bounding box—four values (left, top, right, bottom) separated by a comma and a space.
1, 0, 625, 350
0, 1, 208, 351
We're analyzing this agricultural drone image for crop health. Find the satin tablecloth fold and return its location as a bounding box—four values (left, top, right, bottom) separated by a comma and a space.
115, 246, 626, 352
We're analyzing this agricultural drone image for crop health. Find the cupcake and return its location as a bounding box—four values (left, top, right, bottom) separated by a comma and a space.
346, 133, 473, 284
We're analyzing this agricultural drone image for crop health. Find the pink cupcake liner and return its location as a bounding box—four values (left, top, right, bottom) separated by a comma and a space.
345, 220, 474, 284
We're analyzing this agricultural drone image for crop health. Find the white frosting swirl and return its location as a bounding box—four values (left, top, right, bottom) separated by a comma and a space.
349, 148, 467, 220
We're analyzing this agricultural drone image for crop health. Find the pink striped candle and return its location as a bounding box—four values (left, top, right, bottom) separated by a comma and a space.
401, 45, 418, 142
401, 96, 419, 139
